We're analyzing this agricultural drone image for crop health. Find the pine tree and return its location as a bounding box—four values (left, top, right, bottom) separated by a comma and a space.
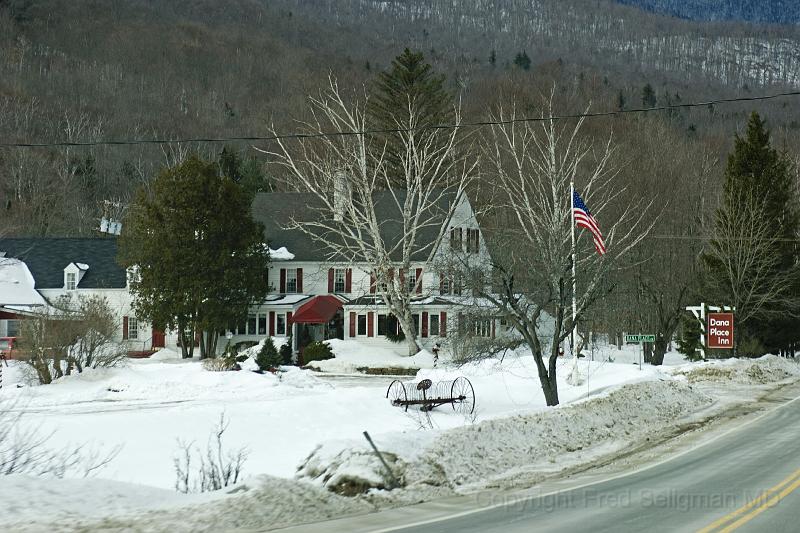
119, 155, 270, 359
616, 90, 626, 111
255, 338, 281, 372
513, 51, 531, 70
367, 48, 454, 184
641, 83, 657, 108
703, 112, 800, 354
677, 314, 703, 361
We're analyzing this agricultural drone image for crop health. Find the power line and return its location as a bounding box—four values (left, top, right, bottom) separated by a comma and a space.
1, 90, 799, 149
649, 234, 800, 242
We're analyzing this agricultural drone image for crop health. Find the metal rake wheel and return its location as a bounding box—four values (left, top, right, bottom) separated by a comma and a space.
386, 379, 409, 411
450, 376, 475, 415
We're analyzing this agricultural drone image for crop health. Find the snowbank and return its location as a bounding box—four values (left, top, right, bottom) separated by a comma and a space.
670, 354, 800, 384
149, 347, 182, 361
307, 339, 434, 373
297, 379, 713, 493
0, 475, 212, 528
12, 475, 373, 533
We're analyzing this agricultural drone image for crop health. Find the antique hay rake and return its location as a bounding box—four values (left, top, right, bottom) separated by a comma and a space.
386, 377, 475, 414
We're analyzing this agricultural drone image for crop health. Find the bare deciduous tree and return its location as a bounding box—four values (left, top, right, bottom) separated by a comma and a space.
703, 190, 799, 341
261, 78, 478, 355
18, 295, 126, 384
457, 96, 653, 405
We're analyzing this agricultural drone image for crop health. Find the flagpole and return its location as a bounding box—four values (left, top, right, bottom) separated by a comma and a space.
570, 181, 577, 357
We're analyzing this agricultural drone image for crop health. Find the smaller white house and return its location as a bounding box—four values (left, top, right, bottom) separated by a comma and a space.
0, 238, 160, 355
0, 255, 48, 338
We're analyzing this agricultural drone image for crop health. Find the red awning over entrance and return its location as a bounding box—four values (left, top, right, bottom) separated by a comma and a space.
291, 295, 343, 324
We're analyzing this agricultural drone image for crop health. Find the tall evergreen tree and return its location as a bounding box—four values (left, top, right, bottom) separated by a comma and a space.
641, 83, 657, 108
513, 51, 531, 70
367, 48, 453, 184
119, 155, 270, 359
703, 112, 800, 354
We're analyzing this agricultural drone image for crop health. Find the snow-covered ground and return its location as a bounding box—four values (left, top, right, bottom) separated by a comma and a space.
1, 347, 798, 532
305, 339, 435, 373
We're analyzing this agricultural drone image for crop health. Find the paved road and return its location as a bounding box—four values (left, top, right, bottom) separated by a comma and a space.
387, 394, 800, 533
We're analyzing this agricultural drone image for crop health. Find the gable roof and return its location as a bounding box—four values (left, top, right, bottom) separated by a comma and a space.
251, 189, 461, 262
0, 238, 127, 289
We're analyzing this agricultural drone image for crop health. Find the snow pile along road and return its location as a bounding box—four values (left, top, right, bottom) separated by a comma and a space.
297, 379, 714, 494
670, 354, 800, 384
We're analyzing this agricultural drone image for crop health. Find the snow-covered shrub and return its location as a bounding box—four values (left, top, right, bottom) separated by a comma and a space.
202, 357, 237, 372
173, 413, 248, 493
302, 341, 333, 363
255, 338, 281, 372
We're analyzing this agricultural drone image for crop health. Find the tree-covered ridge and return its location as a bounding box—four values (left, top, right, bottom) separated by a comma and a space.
615, 0, 800, 25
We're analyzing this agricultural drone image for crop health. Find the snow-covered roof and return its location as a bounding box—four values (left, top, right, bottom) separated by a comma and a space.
268, 247, 295, 261
0, 258, 47, 307
264, 294, 312, 305
75, 263, 90, 271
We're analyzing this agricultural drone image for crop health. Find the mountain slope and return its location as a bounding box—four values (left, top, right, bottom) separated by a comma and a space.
615, 0, 800, 25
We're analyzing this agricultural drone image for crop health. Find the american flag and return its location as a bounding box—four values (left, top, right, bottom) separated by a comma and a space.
573, 190, 606, 255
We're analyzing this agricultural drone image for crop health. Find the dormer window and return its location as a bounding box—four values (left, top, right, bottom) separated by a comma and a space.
64, 262, 88, 291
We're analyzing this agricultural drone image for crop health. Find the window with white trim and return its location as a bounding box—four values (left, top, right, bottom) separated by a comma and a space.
473, 319, 491, 338
66, 272, 76, 291
277, 313, 287, 336
466, 228, 480, 254
440, 275, 451, 295
450, 227, 463, 251
128, 317, 139, 340
407, 269, 417, 293
247, 314, 257, 335
357, 314, 367, 336
334, 269, 346, 292
258, 314, 267, 335
286, 269, 298, 293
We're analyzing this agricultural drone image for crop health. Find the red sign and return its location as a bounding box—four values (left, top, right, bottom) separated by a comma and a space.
707, 313, 734, 349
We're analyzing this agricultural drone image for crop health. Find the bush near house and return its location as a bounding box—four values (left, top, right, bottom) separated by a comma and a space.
302, 341, 334, 363
254, 338, 282, 372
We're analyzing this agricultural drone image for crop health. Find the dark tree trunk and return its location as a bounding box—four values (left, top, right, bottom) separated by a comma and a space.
652, 336, 669, 366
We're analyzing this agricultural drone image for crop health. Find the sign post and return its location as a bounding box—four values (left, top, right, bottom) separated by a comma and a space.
707, 313, 734, 350
685, 304, 735, 357
625, 334, 655, 370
